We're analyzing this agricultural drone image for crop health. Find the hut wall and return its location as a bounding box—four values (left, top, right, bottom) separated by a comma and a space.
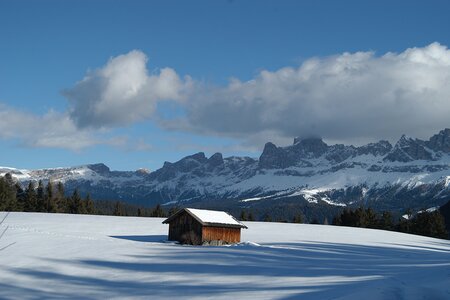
168, 212, 203, 245
202, 226, 241, 244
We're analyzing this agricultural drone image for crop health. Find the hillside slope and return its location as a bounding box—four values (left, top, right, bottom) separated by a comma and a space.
0, 212, 449, 299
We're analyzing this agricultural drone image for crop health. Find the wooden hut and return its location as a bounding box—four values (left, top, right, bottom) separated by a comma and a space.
162, 208, 248, 245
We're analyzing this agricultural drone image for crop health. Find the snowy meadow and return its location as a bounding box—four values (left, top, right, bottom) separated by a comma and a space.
0, 212, 449, 299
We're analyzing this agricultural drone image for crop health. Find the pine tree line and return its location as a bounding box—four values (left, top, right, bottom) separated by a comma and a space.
2, 173, 448, 239
239, 210, 255, 221
0, 173, 165, 217
239, 209, 306, 223
0, 174, 95, 215
333, 207, 448, 239
239, 206, 448, 240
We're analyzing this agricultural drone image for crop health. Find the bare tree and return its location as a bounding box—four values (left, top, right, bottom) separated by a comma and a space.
0, 212, 15, 251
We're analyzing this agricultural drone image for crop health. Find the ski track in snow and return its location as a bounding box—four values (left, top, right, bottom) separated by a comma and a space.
0, 212, 449, 300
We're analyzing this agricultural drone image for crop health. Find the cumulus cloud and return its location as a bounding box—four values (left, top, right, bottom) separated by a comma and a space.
3, 43, 450, 153
0, 104, 153, 151
165, 42, 450, 145
64, 50, 192, 129
0, 104, 99, 151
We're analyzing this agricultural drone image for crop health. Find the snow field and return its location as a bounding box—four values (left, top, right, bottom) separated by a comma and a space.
0, 212, 449, 299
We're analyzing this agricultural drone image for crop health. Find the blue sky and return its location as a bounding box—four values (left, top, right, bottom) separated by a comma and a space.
1, 0, 450, 171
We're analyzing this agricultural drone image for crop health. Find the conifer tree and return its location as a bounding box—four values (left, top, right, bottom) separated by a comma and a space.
0, 175, 17, 211
151, 204, 165, 217
36, 180, 46, 212
69, 189, 82, 214
354, 207, 367, 227
84, 193, 95, 214
45, 181, 57, 213
262, 213, 272, 222
398, 209, 413, 233
15, 182, 25, 211
247, 211, 255, 221
55, 182, 66, 213
379, 211, 394, 230
113, 201, 125, 216
24, 181, 37, 212
333, 208, 355, 226
410, 211, 448, 239
292, 213, 303, 223
310, 218, 320, 224
239, 210, 248, 221
367, 208, 378, 227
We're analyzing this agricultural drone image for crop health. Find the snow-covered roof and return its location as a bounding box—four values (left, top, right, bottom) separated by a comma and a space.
163, 208, 247, 228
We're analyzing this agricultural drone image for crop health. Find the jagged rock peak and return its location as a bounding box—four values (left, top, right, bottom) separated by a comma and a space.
426, 128, 450, 153
163, 161, 172, 168
384, 135, 432, 162
326, 144, 356, 163
209, 152, 223, 160
184, 152, 207, 162
260, 142, 280, 158
136, 168, 150, 175
161, 152, 207, 169
440, 128, 450, 135
264, 141, 277, 149
398, 134, 415, 144
259, 142, 295, 169
291, 137, 328, 158
208, 153, 224, 167
87, 163, 110, 174
357, 140, 392, 156
155, 152, 208, 179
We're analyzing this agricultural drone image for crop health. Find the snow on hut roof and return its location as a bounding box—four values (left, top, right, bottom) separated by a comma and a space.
163, 208, 247, 228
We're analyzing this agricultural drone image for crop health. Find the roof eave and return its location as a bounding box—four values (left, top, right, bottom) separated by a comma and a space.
203, 222, 248, 229
162, 208, 186, 224
162, 207, 248, 229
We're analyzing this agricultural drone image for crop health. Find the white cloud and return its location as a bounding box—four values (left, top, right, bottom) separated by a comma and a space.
65, 50, 192, 129
0, 104, 154, 152
3, 43, 450, 153
166, 42, 450, 145
0, 105, 100, 151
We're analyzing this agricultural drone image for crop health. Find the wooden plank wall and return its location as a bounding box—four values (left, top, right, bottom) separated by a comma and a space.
202, 226, 241, 244
168, 211, 203, 244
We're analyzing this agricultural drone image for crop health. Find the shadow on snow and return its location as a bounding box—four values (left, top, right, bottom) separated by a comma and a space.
109, 235, 168, 243
3, 240, 450, 299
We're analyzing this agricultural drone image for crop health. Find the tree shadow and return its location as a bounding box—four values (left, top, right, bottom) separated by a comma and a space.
3, 240, 450, 299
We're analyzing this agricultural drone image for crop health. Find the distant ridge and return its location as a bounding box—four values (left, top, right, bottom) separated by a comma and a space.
1, 129, 449, 218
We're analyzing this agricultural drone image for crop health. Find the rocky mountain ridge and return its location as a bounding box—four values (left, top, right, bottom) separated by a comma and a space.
1, 129, 449, 217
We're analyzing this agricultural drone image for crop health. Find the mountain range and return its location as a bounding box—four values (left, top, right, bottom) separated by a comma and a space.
1, 129, 450, 220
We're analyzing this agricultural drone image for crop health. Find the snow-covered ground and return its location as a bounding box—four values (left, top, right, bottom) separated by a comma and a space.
0, 212, 449, 299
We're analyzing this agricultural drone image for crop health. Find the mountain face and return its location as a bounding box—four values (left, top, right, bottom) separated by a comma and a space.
1, 129, 450, 218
